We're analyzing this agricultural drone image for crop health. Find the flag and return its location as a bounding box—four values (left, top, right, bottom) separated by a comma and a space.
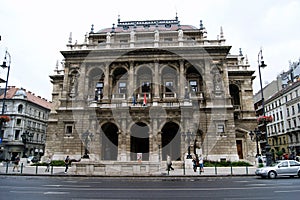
143, 93, 147, 106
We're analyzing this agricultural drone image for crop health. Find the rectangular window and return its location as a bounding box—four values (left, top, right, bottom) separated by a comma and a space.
95, 82, 104, 100
292, 106, 295, 115
16, 119, 22, 126
189, 80, 198, 92
65, 125, 73, 135
217, 124, 225, 133
165, 81, 173, 93
118, 82, 127, 94
14, 130, 20, 140
141, 82, 150, 93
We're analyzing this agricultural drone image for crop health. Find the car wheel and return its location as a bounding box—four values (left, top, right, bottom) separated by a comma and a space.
268, 171, 277, 179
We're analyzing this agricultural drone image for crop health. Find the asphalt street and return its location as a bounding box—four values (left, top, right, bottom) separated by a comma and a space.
1, 175, 300, 200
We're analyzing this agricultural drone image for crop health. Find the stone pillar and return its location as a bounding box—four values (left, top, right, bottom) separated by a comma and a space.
149, 118, 159, 161
128, 62, 134, 101
103, 63, 110, 100
179, 60, 185, 99
153, 61, 160, 102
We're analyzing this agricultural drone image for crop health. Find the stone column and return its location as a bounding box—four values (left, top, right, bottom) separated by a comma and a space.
103, 63, 110, 100
128, 62, 134, 101
179, 60, 185, 99
153, 61, 160, 102
150, 118, 159, 161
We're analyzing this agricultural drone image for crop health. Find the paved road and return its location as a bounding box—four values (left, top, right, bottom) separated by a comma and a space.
1, 175, 300, 199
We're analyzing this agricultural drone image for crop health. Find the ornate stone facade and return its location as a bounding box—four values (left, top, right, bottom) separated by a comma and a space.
45, 16, 257, 173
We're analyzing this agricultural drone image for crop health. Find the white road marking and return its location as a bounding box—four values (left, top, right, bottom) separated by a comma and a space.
44, 192, 70, 195
274, 190, 300, 193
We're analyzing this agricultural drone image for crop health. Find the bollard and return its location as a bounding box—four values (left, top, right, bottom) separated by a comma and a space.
230, 162, 233, 175
20, 163, 23, 174
246, 165, 249, 175
183, 161, 185, 175
214, 163, 217, 175
6, 162, 9, 174
51, 165, 53, 175
35, 165, 38, 174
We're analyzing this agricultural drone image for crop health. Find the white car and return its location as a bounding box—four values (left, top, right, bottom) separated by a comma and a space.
255, 160, 300, 179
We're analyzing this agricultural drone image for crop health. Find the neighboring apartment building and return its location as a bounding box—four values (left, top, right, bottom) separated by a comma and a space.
265, 81, 300, 159
0, 86, 52, 161
44, 16, 257, 175
254, 59, 300, 159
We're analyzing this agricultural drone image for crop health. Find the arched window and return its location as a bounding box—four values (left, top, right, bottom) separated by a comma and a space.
229, 84, 240, 106
18, 104, 23, 113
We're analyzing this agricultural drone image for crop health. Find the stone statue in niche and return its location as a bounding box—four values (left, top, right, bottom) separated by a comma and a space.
212, 70, 223, 95
106, 32, 111, 43
130, 30, 135, 42
154, 30, 159, 41
69, 73, 79, 97
178, 29, 183, 40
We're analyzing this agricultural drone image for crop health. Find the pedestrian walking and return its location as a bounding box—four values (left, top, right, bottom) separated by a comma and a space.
13, 155, 20, 172
166, 155, 174, 171
45, 156, 52, 172
64, 155, 70, 173
192, 155, 199, 172
199, 154, 204, 173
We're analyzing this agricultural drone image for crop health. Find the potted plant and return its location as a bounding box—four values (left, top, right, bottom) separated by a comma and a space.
257, 115, 273, 124
0, 115, 10, 123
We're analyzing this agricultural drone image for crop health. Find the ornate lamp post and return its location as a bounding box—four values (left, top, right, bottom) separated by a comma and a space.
0, 50, 11, 142
258, 48, 272, 166
249, 128, 262, 157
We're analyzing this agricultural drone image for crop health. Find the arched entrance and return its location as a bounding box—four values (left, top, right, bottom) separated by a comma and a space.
161, 122, 181, 161
130, 122, 149, 161
101, 122, 118, 160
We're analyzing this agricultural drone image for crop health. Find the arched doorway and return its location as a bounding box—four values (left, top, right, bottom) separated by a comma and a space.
101, 122, 118, 160
161, 122, 181, 161
130, 122, 149, 161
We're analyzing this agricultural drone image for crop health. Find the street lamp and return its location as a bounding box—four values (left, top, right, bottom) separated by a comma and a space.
249, 128, 262, 157
0, 50, 11, 141
258, 48, 272, 166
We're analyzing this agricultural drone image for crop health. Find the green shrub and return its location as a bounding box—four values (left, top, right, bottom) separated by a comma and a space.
30, 160, 65, 166
203, 160, 253, 167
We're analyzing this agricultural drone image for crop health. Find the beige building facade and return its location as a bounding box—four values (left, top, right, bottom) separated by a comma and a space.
45, 16, 257, 174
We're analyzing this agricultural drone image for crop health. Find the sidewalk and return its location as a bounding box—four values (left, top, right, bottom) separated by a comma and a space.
0, 162, 256, 177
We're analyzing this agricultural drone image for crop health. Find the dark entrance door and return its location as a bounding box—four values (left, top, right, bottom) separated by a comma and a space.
236, 140, 243, 159
130, 122, 149, 161
101, 122, 118, 160
161, 122, 181, 161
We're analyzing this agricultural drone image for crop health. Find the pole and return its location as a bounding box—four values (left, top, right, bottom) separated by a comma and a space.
256, 136, 260, 157
258, 49, 271, 166
0, 51, 11, 148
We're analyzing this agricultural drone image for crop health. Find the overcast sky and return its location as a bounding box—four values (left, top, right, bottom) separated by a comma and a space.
1, 0, 300, 101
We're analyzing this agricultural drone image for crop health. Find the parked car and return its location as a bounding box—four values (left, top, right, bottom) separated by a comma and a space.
27, 156, 39, 164
255, 160, 300, 179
